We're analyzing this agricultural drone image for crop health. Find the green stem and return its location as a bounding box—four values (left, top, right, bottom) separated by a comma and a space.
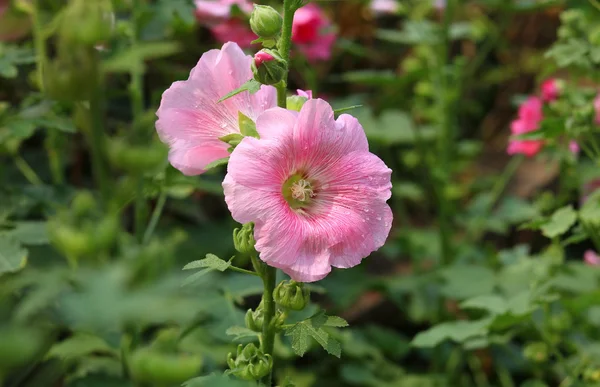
278, 0, 296, 74
142, 190, 167, 244
260, 265, 277, 386
88, 60, 110, 203
435, 0, 457, 266
31, 0, 46, 92
14, 155, 43, 185
135, 180, 147, 243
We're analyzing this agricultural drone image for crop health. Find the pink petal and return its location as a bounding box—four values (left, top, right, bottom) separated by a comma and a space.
293, 99, 368, 168
585, 250, 600, 266
296, 89, 313, 99
255, 107, 298, 140
507, 140, 543, 157
156, 42, 276, 175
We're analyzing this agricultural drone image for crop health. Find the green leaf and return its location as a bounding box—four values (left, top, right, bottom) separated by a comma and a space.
0, 234, 27, 276
225, 326, 260, 341
284, 311, 345, 358
411, 318, 491, 348
238, 112, 259, 138
460, 295, 508, 315
545, 39, 589, 68
440, 264, 495, 300
540, 205, 577, 238
333, 105, 362, 115
218, 79, 261, 103
324, 316, 349, 328
47, 333, 116, 361
203, 157, 229, 171
182, 254, 231, 286
5, 221, 49, 245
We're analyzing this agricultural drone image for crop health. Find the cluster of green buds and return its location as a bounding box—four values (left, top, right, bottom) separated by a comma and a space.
273, 280, 310, 311
47, 191, 119, 264
248, 5, 288, 86
245, 302, 265, 332
227, 343, 273, 381
523, 342, 549, 364
584, 366, 600, 383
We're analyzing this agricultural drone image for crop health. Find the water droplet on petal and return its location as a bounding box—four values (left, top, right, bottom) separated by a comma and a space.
220, 123, 227, 128
376, 216, 382, 221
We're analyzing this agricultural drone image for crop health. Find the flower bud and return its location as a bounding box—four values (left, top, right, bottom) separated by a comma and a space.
286, 95, 308, 112
60, 0, 114, 46
227, 343, 272, 381
251, 49, 287, 85
106, 137, 168, 173
249, 5, 282, 40
273, 280, 310, 311
245, 306, 264, 332
523, 342, 549, 363
233, 223, 256, 255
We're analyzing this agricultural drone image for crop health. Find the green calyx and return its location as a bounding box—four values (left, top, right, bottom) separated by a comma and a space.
281, 173, 315, 210
227, 343, 273, 381
233, 222, 257, 255
273, 280, 310, 311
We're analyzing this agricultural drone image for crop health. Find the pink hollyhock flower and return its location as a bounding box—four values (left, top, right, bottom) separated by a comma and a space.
585, 250, 600, 266
156, 42, 277, 175
223, 99, 393, 282
292, 4, 336, 62
371, 0, 399, 15
210, 19, 257, 48
297, 89, 313, 99
507, 96, 544, 157
194, 0, 253, 26
434, 0, 446, 10
517, 96, 543, 122
541, 79, 561, 102
594, 93, 600, 125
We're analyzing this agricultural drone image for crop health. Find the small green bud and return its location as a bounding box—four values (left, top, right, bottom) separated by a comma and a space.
249, 5, 282, 40
106, 137, 168, 173
233, 223, 256, 255
523, 342, 549, 363
60, 0, 114, 46
72, 191, 97, 218
227, 343, 272, 381
273, 280, 310, 311
245, 302, 264, 332
286, 95, 308, 112
252, 49, 287, 86
549, 313, 572, 332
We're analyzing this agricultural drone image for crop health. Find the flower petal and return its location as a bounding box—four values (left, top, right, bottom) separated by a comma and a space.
255, 107, 298, 140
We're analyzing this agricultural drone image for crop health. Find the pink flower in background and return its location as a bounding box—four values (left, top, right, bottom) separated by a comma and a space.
507, 97, 544, 157
541, 79, 561, 102
370, 0, 399, 15
517, 96, 543, 122
594, 93, 600, 125
292, 4, 336, 62
585, 250, 600, 266
434, 0, 446, 10
297, 89, 313, 99
223, 99, 393, 282
194, 0, 253, 25
210, 19, 257, 48
569, 141, 580, 155
156, 42, 277, 175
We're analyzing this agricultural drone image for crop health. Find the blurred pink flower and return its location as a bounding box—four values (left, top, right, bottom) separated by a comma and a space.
434, 0, 446, 10
507, 97, 544, 157
297, 89, 313, 99
292, 4, 336, 62
223, 99, 393, 282
594, 93, 600, 125
210, 19, 257, 48
517, 96, 543, 122
155, 42, 277, 175
569, 141, 580, 155
541, 79, 561, 102
585, 250, 600, 266
194, 0, 253, 26
370, 0, 398, 15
